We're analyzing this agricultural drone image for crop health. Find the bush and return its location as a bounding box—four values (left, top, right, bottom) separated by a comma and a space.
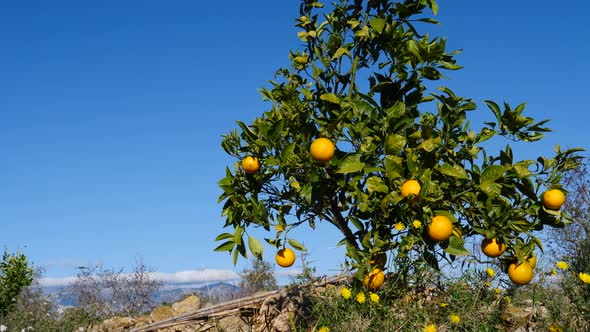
0, 249, 34, 317
1, 272, 97, 331
239, 258, 278, 296
64, 258, 162, 319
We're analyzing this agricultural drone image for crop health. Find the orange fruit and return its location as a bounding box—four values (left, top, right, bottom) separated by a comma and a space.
363, 268, 385, 290
526, 254, 537, 268
481, 238, 507, 258
310, 138, 335, 162
508, 262, 534, 285
369, 252, 387, 269
401, 179, 421, 199
275, 248, 296, 268
542, 189, 565, 210
512, 253, 536, 268
427, 215, 453, 242
241, 156, 260, 174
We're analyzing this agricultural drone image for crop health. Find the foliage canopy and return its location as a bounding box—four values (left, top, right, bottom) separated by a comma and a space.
216, 0, 583, 280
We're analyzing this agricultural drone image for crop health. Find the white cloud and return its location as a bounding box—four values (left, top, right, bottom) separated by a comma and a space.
38, 276, 78, 287
150, 269, 240, 283
275, 269, 302, 277
39, 268, 241, 287
39, 268, 302, 287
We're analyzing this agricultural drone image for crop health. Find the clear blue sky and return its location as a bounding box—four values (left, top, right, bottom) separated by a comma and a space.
1, 1, 588, 285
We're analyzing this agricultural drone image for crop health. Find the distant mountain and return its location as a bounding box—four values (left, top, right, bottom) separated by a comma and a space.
44, 282, 241, 308
155, 282, 241, 305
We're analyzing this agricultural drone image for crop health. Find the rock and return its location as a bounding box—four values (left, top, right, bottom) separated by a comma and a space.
133, 315, 152, 327
172, 295, 201, 314
501, 304, 532, 328
101, 316, 135, 331
254, 287, 305, 332
150, 305, 175, 321
216, 315, 249, 332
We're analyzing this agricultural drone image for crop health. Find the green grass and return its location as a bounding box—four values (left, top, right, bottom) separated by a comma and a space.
295, 266, 590, 332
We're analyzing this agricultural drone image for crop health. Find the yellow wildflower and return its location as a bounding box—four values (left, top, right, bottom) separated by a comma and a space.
439, 302, 448, 308
449, 314, 461, 324
495, 288, 501, 295
486, 267, 495, 278
395, 222, 405, 231
356, 292, 366, 304
485, 281, 491, 287
549, 324, 563, 332
423, 324, 437, 332
551, 268, 557, 276
340, 287, 351, 299
579, 272, 590, 284
369, 292, 380, 303
318, 327, 329, 332
413, 220, 422, 228
556, 261, 569, 270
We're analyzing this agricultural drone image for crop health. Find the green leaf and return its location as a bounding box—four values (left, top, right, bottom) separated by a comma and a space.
444, 236, 471, 256
234, 226, 244, 245
481, 165, 509, 182
215, 233, 234, 241
428, 0, 439, 15
385, 134, 407, 155
288, 238, 307, 251
437, 163, 468, 180
418, 137, 441, 152
423, 251, 439, 270
433, 210, 457, 223
513, 161, 533, 178
481, 180, 502, 197
483, 100, 502, 123
354, 25, 369, 37
236, 121, 258, 142
384, 156, 404, 179
281, 142, 296, 162
247, 234, 263, 258
332, 47, 350, 60
386, 102, 406, 119
320, 93, 340, 104
369, 17, 386, 34
531, 235, 544, 252
214, 241, 235, 253
232, 247, 239, 265
476, 128, 496, 143
439, 61, 462, 70
336, 154, 365, 174
367, 176, 389, 195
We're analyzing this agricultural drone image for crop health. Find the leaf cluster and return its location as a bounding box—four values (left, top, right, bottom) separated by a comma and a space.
215, 0, 583, 276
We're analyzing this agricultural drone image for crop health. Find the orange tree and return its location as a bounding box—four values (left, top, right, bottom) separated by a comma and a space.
215, 0, 583, 284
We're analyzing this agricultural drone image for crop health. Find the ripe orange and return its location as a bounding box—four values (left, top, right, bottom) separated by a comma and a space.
511, 253, 536, 268
401, 179, 421, 199
427, 215, 453, 242
526, 254, 537, 269
481, 238, 507, 258
369, 252, 387, 269
310, 138, 335, 162
363, 268, 385, 290
542, 189, 565, 210
508, 262, 534, 285
275, 248, 296, 268
241, 156, 260, 174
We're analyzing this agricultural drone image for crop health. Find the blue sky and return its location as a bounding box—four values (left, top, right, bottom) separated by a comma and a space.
1, 1, 588, 286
